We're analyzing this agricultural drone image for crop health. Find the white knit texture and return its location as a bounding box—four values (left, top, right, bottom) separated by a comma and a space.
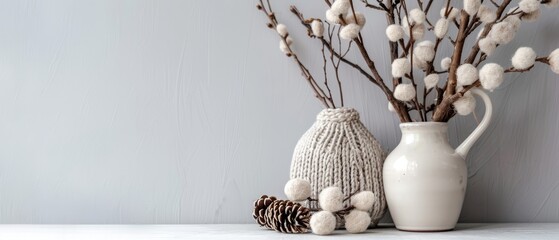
344, 210, 371, 233
457, 64, 479, 86
512, 47, 536, 70
311, 20, 324, 37
519, 0, 540, 13
434, 18, 449, 38
479, 63, 504, 91
464, 0, 481, 15
291, 108, 386, 228
386, 24, 404, 42
310, 211, 336, 235
489, 22, 515, 44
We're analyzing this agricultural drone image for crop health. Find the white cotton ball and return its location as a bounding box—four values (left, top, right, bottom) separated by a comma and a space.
326, 9, 342, 24
434, 18, 449, 39
405, 23, 425, 40
478, 5, 496, 23
512, 47, 537, 70
545, 0, 559, 8
388, 102, 396, 112
340, 23, 361, 40
413, 55, 430, 70
453, 91, 476, 115
414, 41, 435, 63
279, 40, 291, 54
345, 12, 366, 27
519, 0, 540, 13
489, 22, 515, 44
386, 24, 404, 42
503, 15, 521, 31
478, 37, 497, 56
550, 48, 559, 59
440, 7, 460, 20
424, 74, 440, 90
549, 55, 559, 74
344, 210, 371, 233
521, 9, 541, 22
351, 191, 375, 211
410, 8, 426, 24
310, 211, 336, 235
276, 24, 288, 37
311, 20, 324, 37
401, 16, 412, 28
391, 58, 411, 78
394, 84, 416, 102
479, 63, 504, 91
284, 178, 311, 201
464, 0, 481, 16
457, 64, 479, 86
441, 57, 452, 71
319, 187, 344, 212
330, 0, 350, 16
285, 36, 293, 45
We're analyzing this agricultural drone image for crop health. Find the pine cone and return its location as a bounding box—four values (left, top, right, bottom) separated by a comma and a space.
264, 199, 310, 233
253, 195, 277, 226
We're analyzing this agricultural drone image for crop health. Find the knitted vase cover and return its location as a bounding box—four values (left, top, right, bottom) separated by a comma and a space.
290, 107, 386, 228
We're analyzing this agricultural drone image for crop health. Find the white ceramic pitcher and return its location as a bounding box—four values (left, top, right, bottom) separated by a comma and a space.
383, 88, 492, 231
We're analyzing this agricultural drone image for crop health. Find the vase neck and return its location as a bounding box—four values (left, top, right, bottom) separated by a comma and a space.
399, 122, 449, 144
317, 107, 359, 123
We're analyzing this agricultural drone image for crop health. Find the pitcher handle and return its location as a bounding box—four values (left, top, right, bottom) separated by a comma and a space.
455, 88, 493, 159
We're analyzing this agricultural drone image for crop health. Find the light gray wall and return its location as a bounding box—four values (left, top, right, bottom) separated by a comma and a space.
0, 0, 558, 223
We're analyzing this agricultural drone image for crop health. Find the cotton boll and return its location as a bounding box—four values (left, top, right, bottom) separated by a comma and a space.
424, 74, 440, 90
478, 5, 496, 23
453, 91, 476, 116
413, 55, 430, 70
519, 0, 540, 13
319, 187, 344, 212
391, 58, 411, 78
434, 18, 449, 39
386, 24, 404, 42
521, 9, 541, 22
310, 211, 336, 235
504, 15, 521, 31
340, 23, 361, 40
345, 12, 366, 27
410, 8, 426, 24
404, 23, 425, 40
284, 178, 311, 201
394, 84, 416, 102
388, 102, 396, 112
489, 22, 515, 44
457, 64, 479, 86
440, 7, 460, 20
285, 36, 293, 45
414, 41, 435, 62
478, 37, 497, 56
326, 9, 342, 24
311, 20, 324, 37
549, 55, 559, 74
550, 48, 559, 59
279, 40, 291, 54
512, 47, 536, 70
401, 16, 412, 28
330, 0, 350, 16
464, 0, 481, 16
545, 0, 559, 8
351, 191, 375, 211
479, 63, 504, 91
441, 57, 452, 71
344, 210, 371, 234
276, 24, 288, 37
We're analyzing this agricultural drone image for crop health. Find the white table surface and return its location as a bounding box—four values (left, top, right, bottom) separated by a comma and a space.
0, 223, 558, 239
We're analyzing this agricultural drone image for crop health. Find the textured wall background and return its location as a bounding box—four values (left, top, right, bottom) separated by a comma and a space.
0, 0, 558, 223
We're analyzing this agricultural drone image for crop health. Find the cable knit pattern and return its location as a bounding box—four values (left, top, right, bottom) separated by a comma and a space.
290, 107, 386, 228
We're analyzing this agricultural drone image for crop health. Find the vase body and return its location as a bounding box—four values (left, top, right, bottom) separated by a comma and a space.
290, 107, 386, 227
384, 89, 493, 231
